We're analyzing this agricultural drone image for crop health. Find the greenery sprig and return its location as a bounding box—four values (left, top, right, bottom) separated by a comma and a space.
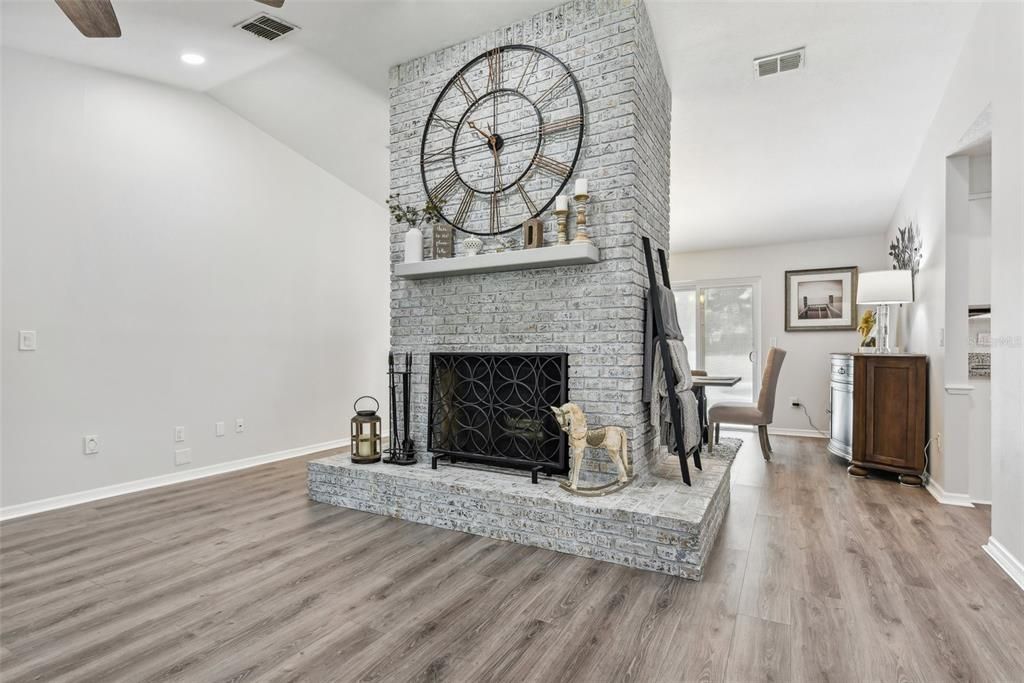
387, 193, 444, 230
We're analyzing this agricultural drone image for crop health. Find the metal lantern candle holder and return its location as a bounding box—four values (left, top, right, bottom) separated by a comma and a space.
350, 396, 382, 464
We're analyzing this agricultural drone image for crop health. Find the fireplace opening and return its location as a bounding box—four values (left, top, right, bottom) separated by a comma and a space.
427, 352, 569, 481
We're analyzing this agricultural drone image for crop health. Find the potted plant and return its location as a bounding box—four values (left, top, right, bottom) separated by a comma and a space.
388, 193, 444, 263
888, 221, 923, 299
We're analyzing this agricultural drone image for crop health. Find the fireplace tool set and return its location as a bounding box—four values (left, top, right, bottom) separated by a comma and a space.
383, 351, 417, 465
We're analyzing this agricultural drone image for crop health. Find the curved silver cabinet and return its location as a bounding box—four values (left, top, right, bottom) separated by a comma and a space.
828, 353, 854, 460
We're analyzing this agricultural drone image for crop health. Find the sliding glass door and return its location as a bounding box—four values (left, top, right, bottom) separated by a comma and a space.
674, 280, 760, 406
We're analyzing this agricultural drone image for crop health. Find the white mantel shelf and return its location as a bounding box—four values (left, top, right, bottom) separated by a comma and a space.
394, 242, 600, 280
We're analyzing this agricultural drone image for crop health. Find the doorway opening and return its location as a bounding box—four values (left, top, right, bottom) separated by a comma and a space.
943, 105, 992, 508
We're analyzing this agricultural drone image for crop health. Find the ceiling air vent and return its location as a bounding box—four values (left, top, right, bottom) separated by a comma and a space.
754, 48, 805, 79
236, 13, 299, 41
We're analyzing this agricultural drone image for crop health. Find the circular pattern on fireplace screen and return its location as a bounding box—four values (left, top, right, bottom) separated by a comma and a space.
430, 354, 566, 466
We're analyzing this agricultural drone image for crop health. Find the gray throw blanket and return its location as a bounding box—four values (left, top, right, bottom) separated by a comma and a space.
642, 285, 684, 403
650, 338, 701, 456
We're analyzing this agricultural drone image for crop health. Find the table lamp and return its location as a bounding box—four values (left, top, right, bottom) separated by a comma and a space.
857, 270, 913, 353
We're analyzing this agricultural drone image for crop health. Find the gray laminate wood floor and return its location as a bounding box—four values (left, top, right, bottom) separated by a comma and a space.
2, 434, 1023, 682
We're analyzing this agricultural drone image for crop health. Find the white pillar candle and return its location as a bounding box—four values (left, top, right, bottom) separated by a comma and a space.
404, 226, 423, 263
574, 178, 588, 196
555, 195, 569, 211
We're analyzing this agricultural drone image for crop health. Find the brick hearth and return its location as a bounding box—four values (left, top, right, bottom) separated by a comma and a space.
308, 439, 737, 580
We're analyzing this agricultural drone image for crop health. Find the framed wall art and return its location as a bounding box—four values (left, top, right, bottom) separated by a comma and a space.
785, 266, 858, 331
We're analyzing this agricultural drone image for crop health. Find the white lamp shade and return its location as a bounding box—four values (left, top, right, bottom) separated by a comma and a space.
857, 270, 913, 304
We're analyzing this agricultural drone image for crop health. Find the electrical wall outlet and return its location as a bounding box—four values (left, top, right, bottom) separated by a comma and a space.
215, 421, 225, 437
19, 330, 37, 351
935, 432, 943, 450
174, 426, 185, 443
235, 418, 245, 433
174, 448, 192, 466
83, 435, 99, 455
790, 396, 801, 408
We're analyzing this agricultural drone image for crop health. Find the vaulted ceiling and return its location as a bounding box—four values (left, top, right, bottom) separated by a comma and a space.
1, 0, 979, 251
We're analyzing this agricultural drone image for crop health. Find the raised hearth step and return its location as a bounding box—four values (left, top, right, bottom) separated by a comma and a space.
308, 438, 740, 580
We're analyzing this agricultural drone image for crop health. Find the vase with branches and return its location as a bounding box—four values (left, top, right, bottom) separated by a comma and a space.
888, 220, 923, 298
388, 193, 444, 263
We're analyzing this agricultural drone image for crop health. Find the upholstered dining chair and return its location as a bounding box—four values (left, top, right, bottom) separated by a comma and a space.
708, 347, 787, 461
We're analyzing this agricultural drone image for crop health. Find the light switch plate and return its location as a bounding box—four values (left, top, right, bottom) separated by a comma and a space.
175, 448, 192, 466
19, 330, 37, 351
174, 426, 185, 443
215, 421, 225, 437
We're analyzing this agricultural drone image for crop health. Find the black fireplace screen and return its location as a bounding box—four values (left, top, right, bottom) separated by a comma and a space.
427, 352, 569, 475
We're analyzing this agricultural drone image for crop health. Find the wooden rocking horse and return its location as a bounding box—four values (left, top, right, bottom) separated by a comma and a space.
551, 403, 633, 496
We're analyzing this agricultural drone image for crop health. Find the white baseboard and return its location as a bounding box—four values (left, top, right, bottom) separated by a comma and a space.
925, 477, 975, 507
984, 536, 1024, 592
0, 438, 349, 521
768, 427, 828, 439
720, 425, 827, 439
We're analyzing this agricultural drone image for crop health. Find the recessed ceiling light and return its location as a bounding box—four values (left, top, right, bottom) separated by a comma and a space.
180, 53, 206, 66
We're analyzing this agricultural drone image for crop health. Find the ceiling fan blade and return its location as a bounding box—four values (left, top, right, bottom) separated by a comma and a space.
54, 0, 121, 38
254, 0, 285, 8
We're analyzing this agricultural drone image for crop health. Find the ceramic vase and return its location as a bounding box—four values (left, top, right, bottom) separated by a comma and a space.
463, 236, 483, 256
404, 227, 423, 263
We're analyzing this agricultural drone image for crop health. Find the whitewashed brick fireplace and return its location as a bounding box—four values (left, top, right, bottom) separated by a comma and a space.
389, 0, 671, 479
309, 0, 736, 580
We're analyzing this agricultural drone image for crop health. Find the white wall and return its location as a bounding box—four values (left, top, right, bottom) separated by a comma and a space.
209, 51, 389, 208
884, 3, 1023, 577
967, 195, 992, 307
1, 49, 390, 510
967, 156, 992, 504
670, 234, 888, 437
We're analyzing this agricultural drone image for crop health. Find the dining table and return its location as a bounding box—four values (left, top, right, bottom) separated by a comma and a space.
691, 375, 742, 447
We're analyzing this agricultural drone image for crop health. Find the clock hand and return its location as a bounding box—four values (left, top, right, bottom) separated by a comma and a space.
467, 120, 494, 143
492, 146, 503, 191
450, 127, 537, 156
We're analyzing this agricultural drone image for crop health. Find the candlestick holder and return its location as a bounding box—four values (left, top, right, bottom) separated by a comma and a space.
554, 209, 569, 245
573, 193, 591, 244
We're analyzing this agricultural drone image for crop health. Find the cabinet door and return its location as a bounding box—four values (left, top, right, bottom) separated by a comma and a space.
828, 382, 853, 459
854, 357, 926, 471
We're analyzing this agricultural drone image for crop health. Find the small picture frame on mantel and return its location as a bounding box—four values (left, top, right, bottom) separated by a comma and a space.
785, 266, 858, 331
432, 224, 453, 259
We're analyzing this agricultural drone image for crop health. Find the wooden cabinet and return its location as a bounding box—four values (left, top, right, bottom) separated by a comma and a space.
849, 354, 928, 486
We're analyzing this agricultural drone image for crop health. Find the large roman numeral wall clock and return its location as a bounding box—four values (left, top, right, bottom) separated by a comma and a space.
420, 45, 585, 236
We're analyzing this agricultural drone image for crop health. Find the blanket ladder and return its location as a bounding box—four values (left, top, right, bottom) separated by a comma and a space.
642, 236, 702, 486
